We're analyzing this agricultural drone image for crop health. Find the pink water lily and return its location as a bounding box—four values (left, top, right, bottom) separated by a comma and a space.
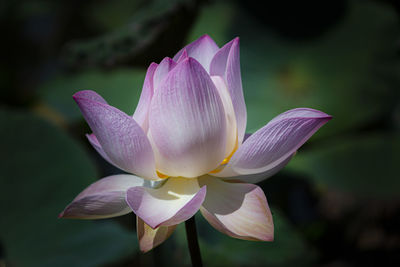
60, 35, 331, 252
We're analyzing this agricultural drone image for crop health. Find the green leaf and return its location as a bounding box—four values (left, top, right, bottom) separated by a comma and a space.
39, 68, 145, 121
287, 133, 400, 197
0, 109, 137, 267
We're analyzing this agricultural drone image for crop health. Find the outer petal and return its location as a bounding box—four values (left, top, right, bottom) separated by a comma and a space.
133, 63, 158, 132
59, 175, 145, 219
86, 133, 170, 181
72, 89, 108, 104
137, 217, 176, 253
210, 37, 247, 145
223, 153, 294, 184
126, 177, 206, 229
213, 108, 332, 179
73, 90, 158, 180
211, 75, 237, 158
149, 58, 226, 177
199, 176, 273, 241
153, 57, 177, 93
86, 133, 114, 165
173, 34, 219, 72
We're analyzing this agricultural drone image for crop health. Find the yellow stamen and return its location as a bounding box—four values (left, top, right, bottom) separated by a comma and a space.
209, 136, 238, 174
221, 157, 230, 165
156, 171, 169, 179
209, 166, 223, 174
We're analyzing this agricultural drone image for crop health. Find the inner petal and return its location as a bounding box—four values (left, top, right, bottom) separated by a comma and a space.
148, 58, 227, 178
211, 75, 237, 159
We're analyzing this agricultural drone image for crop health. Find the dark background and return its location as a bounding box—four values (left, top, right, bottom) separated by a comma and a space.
1, 0, 400, 266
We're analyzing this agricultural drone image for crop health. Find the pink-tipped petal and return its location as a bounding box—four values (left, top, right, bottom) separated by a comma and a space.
153, 57, 177, 93
210, 37, 247, 145
173, 34, 219, 72
86, 133, 114, 165
211, 75, 237, 158
133, 63, 158, 132
72, 89, 108, 104
213, 108, 332, 180
149, 58, 226, 177
73, 90, 158, 180
137, 217, 176, 253
126, 177, 206, 229
60, 175, 144, 219
176, 49, 188, 63
199, 176, 273, 241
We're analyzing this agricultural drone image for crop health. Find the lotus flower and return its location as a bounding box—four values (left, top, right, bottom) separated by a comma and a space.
60, 35, 331, 252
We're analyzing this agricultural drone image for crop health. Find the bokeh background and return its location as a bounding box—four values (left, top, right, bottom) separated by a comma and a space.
1, 0, 400, 266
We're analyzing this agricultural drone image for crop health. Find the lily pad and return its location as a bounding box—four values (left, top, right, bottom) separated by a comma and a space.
287, 133, 400, 197
0, 109, 137, 267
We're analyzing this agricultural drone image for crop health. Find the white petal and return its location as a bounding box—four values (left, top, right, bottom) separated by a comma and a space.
211, 75, 237, 158
137, 217, 176, 252
126, 177, 206, 228
60, 175, 145, 219
199, 176, 273, 241
210, 37, 247, 144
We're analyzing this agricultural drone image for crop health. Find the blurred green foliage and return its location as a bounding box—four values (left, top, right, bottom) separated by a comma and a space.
171, 212, 318, 267
0, 109, 137, 266
288, 133, 400, 197
62, 0, 199, 67
40, 69, 146, 121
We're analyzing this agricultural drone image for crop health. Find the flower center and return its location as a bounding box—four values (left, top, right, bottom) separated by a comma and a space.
156, 171, 169, 179
156, 136, 239, 178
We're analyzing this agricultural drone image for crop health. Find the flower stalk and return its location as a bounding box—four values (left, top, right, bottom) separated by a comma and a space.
185, 216, 203, 267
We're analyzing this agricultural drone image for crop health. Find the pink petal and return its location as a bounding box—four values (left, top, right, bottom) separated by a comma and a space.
126, 177, 206, 229
73, 90, 158, 180
153, 57, 177, 93
210, 37, 247, 145
72, 89, 108, 104
137, 217, 176, 253
59, 174, 144, 219
176, 49, 188, 63
133, 63, 158, 132
199, 176, 273, 241
148, 58, 226, 177
211, 75, 237, 158
86, 133, 114, 165
173, 34, 219, 72
213, 108, 332, 180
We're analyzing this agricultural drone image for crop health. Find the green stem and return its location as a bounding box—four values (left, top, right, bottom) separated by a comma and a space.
185, 216, 203, 267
